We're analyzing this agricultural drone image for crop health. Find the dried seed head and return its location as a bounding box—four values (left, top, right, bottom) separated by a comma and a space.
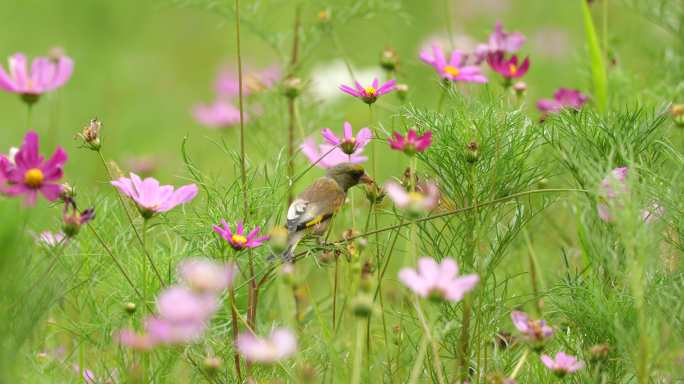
589, 343, 610, 362
203, 356, 222, 375
380, 47, 399, 72
78, 118, 102, 150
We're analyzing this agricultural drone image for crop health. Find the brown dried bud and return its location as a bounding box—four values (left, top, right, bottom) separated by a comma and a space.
466, 140, 479, 163
77, 118, 102, 150
380, 47, 399, 72
589, 343, 610, 362
671, 104, 684, 127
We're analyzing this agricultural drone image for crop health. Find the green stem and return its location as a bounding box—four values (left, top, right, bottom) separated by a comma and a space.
26, 103, 33, 130
351, 320, 366, 384
407, 335, 429, 384
510, 348, 529, 379
414, 301, 446, 384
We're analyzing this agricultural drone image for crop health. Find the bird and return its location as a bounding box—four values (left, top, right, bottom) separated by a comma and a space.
283, 163, 373, 261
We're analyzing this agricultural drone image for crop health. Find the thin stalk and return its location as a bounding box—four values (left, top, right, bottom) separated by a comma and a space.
286, 5, 302, 205
457, 297, 473, 380
351, 320, 366, 384
87, 225, 152, 312
229, 284, 243, 382
332, 255, 339, 328
96, 150, 164, 285
522, 228, 543, 315
436, 82, 449, 112
510, 348, 529, 379
407, 335, 429, 384
414, 301, 447, 384
142, 219, 149, 313
26, 103, 33, 129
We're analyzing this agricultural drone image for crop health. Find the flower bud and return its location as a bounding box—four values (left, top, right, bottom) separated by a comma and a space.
203, 356, 222, 375
317, 9, 331, 24
48, 47, 66, 62
59, 182, 76, 202
466, 140, 479, 163
283, 76, 304, 99
671, 104, 684, 127
512, 81, 527, 97
352, 294, 374, 318
588, 343, 610, 362
62, 206, 95, 238
365, 183, 385, 204
395, 83, 409, 101
280, 263, 296, 286
269, 226, 289, 254
78, 118, 102, 151
380, 47, 399, 72
125, 302, 137, 314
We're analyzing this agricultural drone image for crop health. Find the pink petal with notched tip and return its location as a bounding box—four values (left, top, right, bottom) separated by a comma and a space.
384, 181, 410, 207
355, 128, 372, 147
321, 128, 340, 146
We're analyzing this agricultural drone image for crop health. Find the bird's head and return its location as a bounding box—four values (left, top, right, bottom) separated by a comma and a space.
326, 163, 374, 191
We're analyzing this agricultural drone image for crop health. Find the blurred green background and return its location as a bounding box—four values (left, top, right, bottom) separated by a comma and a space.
0, 0, 668, 190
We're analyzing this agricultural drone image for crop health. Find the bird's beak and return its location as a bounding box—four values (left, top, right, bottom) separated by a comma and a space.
360, 173, 374, 185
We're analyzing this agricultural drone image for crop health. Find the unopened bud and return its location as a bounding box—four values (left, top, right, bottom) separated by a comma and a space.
48, 47, 66, 63
589, 343, 610, 362
352, 294, 374, 318
269, 226, 289, 254
466, 140, 479, 163
512, 81, 527, 97
396, 83, 409, 101
380, 47, 399, 72
125, 302, 137, 314
78, 118, 102, 151
365, 183, 385, 204
59, 183, 76, 202
203, 356, 222, 375
671, 104, 684, 127
317, 9, 331, 24
283, 76, 304, 99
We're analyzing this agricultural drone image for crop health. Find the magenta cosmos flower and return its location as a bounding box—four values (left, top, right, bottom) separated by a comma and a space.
213, 220, 269, 251
236, 328, 298, 363
111, 173, 198, 218
0, 131, 67, 205
300, 137, 367, 169
385, 181, 439, 214
321, 121, 372, 155
597, 167, 628, 222
339, 78, 396, 104
399, 257, 479, 302
537, 88, 589, 115
420, 45, 487, 83
511, 310, 553, 344
541, 352, 584, 377
193, 100, 246, 129
179, 258, 236, 294
487, 52, 530, 80
0, 53, 74, 103
388, 129, 432, 156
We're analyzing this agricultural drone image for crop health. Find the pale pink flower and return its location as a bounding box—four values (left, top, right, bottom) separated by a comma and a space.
420, 45, 487, 83
116, 329, 157, 351
511, 310, 553, 343
193, 100, 245, 129
537, 88, 589, 115
597, 167, 628, 222
321, 121, 372, 155
300, 137, 367, 169
339, 78, 396, 104
72, 365, 97, 384
144, 316, 207, 345
541, 352, 584, 376
474, 20, 526, 63
156, 286, 218, 324
385, 181, 439, 213
399, 257, 479, 302
111, 173, 198, 218
0, 53, 74, 101
36, 231, 65, 247
236, 328, 298, 363
216, 65, 281, 97
179, 258, 236, 293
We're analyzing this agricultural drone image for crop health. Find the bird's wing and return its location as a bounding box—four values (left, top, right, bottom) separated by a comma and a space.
287, 177, 345, 233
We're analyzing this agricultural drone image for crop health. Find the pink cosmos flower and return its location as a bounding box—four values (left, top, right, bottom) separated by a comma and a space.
213, 220, 269, 251
476, 21, 526, 57
36, 231, 65, 247
385, 181, 439, 213
388, 129, 432, 156
487, 52, 530, 79
193, 100, 246, 129
537, 88, 589, 115
236, 328, 298, 363
216, 65, 281, 98
144, 316, 208, 345
511, 310, 553, 343
111, 173, 198, 218
597, 167, 628, 222
117, 329, 157, 351
0, 53, 74, 102
72, 365, 96, 384
339, 78, 396, 104
300, 137, 367, 169
321, 121, 372, 156
420, 45, 487, 83
0, 131, 67, 205
156, 286, 218, 323
399, 257, 479, 302
179, 258, 236, 294
541, 352, 584, 376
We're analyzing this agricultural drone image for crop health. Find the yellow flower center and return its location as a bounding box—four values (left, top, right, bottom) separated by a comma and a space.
231, 234, 247, 246
408, 191, 425, 203
508, 63, 518, 75
364, 86, 377, 96
443, 65, 460, 77
26, 78, 34, 91
24, 168, 44, 188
